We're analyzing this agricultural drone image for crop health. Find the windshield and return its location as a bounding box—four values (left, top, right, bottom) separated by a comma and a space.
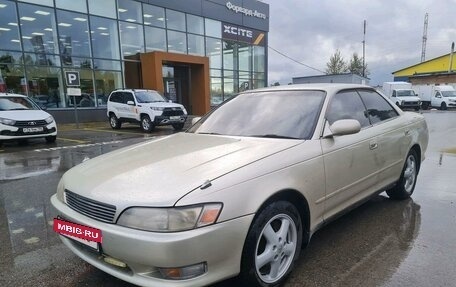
0, 96, 40, 111
441, 90, 456, 97
188, 90, 326, 140
396, 90, 416, 97
135, 91, 167, 103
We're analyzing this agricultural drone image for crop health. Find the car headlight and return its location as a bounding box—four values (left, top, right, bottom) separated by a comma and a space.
183, 107, 188, 115
151, 107, 164, 111
45, 116, 54, 124
401, 100, 405, 105
117, 203, 223, 232
0, 117, 16, 126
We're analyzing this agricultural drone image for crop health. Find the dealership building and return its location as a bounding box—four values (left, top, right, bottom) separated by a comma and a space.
0, 0, 269, 121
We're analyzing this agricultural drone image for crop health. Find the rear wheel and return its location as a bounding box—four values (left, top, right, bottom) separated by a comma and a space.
45, 135, 57, 143
440, 102, 447, 110
109, 114, 121, 129
387, 149, 418, 200
240, 201, 302, 286
141, 115, 154, 132
172, 123, 185, 131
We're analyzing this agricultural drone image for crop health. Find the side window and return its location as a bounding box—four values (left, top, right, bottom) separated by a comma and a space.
392, 90, 396, 97
326, 90, 370, 128
357, 89, 399, 125
123, 92, 135, 104
109, 92, 120, 103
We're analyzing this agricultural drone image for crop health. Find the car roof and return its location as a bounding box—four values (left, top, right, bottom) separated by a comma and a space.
0, 93, 27, 98
241, 83, 375, 94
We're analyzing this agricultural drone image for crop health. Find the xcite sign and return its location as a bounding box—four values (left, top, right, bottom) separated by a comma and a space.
222, 23, 265, 46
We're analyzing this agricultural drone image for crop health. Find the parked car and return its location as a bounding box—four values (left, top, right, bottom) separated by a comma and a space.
382, 82, 421, 110
107, 89, 187, 132
51, 84, 428, 287
0, 93, 57, 146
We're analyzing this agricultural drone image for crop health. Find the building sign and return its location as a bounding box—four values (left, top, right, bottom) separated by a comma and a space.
65, 71, 80, 87
226, 2, 267, 19
222, 23, 265, 46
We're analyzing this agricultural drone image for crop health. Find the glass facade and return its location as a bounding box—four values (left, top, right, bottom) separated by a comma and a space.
0, 0, 268, 109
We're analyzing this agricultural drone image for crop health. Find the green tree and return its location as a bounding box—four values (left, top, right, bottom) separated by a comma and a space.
348, 53, 369, 77
326, 50, 347, 74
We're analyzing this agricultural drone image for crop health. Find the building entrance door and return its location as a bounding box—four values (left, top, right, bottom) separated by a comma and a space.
162, 65, 191, 113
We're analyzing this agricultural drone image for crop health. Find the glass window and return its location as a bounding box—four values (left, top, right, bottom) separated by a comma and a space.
62, 56, 91, 68
63, 68, 95, 107
0, 65, 24, 94
210, 77, 222, 106
18, 0, 53, 7
326, 90, 370, 127
18, 3, 59, 55
187, 34, 204, 56
145, 26, 166, 52
119, 22, 144, 58
94, 70, 122, 106
187, 14, 204, 35
57, 10, 91, 59
357, 89, 399, 124
210, 69, 221, 77
90, 16, 120, 60
205, 19, 221, 38
143, 4, 165, 28
253, 46, 265, 73
206, 37, 221, 69
55, 0, 87, 13
25, 66, 64, 108
238, 43, 251, 72
167, 31, 186, 54
253, 73, 265, 89
0, 50, 23, 65
117, 0, 142, 24
223, 41, 237, 70
223, 77, 237, 101
23, 52, 60, 66
0, 0, 21, 51
88, 0, 116, 19
166, 9, 185, 31
93, 59, 121, 71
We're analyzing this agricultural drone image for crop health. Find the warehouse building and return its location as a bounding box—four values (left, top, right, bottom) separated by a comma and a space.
0, 0, 269, 122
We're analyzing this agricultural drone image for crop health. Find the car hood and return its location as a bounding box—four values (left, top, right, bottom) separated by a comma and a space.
0, 110, 51, 121
396, 96, 420, 101
61, 133, 302, 208
140, 102, 185, 109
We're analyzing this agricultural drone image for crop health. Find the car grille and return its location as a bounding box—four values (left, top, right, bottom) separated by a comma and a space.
162, 108, 184, 117
14, 120, 48, 127
65, 190, 116, 223
403, 102, 419, 105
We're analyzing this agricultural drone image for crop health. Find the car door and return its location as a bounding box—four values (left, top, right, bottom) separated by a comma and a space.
321, 89, 381, 221
122, 92, 137, 119
357, 89, 411, 187
431, 90, 442, 107
109, 92, 123, 118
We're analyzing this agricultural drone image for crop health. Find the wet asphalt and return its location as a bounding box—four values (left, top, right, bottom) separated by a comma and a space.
0, 112, 455, 287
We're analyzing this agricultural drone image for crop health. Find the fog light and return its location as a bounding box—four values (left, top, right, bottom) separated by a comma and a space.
103, 256, 127, 268
159, 262, 207, 280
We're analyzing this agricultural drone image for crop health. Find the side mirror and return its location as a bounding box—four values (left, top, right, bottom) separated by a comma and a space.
329, 119, 361, 136
436, 94, 442, 98
40, 105, 47, 110
192, 117, 202, 125
169, 100, 173, 103
127, 100, 135, 106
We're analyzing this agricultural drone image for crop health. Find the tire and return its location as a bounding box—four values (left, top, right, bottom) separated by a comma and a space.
386, 149, 419, 200
414, 107, 420, 111
45, 135, 57, 143
396, 102, 400, 107
240, 201, 302, 287
141, 115, 154, 132
109, 114, 122, 129
172, 123, 185, 131
440, 102, 447, 110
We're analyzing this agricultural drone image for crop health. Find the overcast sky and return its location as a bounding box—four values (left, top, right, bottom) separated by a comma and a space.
264, 0, 456, 86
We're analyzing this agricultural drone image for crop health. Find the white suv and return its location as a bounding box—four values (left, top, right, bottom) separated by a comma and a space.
0, 93, 57, 146
107, 89, 188, 132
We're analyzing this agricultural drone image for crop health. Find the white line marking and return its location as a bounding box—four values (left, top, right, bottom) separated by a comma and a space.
34, 140, 123, 152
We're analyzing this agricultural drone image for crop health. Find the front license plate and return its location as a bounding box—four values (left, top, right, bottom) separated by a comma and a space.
53, 218, 102, 251
23, 127, 43, 133
170, 116, 181, 120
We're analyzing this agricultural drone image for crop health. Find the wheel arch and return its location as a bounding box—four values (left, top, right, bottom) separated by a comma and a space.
253, 189, 311, 247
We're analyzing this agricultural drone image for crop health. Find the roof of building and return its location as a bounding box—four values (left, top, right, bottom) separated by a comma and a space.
392, 53, 451, 74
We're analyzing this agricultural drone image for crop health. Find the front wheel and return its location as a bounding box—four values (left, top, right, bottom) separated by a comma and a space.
240, 201, 302, 286
45, 135, 57, 143
440, 102, 447, 110
141, 115, 154, 132
172, 123, 185, 131
109, 114, 122, 129
387, 149, 418, 200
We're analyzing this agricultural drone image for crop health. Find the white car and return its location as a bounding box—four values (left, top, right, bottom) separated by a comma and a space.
107, 89, 188, 132
0, 93, 57, 146
51, 84, 428, 287
391, 89, 421, 110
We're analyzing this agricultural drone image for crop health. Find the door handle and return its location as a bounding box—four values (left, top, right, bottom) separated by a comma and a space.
369, 142, 378, 150
405, 130, 410, 136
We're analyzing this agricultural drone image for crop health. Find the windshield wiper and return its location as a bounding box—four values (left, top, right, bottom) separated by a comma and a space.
249, 134, 300, 139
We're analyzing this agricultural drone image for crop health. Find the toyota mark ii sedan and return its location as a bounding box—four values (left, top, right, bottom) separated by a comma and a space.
51, 84, 428, 287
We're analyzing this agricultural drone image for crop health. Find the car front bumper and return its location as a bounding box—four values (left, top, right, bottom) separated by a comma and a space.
0, 122, 57, 140
50, 194, 253, 287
